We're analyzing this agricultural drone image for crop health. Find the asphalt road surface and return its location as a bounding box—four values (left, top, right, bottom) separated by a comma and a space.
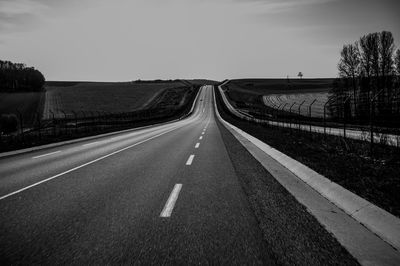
0, 86, 357, 265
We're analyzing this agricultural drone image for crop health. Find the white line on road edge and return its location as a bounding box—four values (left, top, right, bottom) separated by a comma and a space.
0, 126, 180, 201
160, 184, 182, 217
82, 141, 100, 147
195, 143, 200, 148
199, 136, 203, 140
201, 132, 205, 135
186, 155, 195, 165
32, 151, 61, 159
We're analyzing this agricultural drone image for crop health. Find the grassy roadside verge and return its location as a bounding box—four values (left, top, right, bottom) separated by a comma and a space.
215, 114, 358, 265
215, 86, 400, 218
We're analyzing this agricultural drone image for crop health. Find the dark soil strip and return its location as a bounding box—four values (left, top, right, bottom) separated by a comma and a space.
216, 111, 359, 266
215, 86, 400, 218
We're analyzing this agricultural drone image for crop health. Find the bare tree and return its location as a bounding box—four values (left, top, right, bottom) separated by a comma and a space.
379, 31, 395, 112
359, 32, 380, 108
338, 42, 360, 114
395, 49, 400, 76
380, 31, 395, 77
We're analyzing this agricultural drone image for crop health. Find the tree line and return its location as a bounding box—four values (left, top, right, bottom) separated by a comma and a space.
0, 60, 45, 92
329, 31, 400, 125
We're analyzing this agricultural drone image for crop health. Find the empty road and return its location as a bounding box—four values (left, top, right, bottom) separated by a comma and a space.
0, 86, 358, 265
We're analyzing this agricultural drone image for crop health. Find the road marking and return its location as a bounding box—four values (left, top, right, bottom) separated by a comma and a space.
160, 184, 182, 217
186, 155, 195, 165
82, 141, 100, 147
199, 136, 203, 140
201, 132, 205, 135
32, 151, 61, 159
0, 126, 180, 201
195, 143, 200, 148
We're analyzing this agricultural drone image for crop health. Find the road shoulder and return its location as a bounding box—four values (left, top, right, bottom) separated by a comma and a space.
214, 87, 400, 265
215, 114, 359, 265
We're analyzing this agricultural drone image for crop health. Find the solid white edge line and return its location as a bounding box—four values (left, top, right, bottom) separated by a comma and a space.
0, 126, 180, 201
160, 184, 182, 217
186, 155, 195, 165
195, 143, 200, 148
82, 141, 100, 147
32, 150, 61, 159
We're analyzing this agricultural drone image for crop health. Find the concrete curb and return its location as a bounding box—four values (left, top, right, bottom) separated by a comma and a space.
0, 87, 202, 159
214, 85, 400, 251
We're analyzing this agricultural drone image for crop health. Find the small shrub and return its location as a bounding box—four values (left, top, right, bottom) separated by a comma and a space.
0, 114, 18, 134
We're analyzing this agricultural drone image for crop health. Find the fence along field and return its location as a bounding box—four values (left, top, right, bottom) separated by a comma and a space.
225, 79, 332, 107
1, 80, 199, 152
43, 81, 186, 119
262, 92, 329, 118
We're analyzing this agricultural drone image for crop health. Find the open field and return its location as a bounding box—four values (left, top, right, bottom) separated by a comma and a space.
263, 92, 329, 118
0, 92, 44, 127
224, 79, 333, 109
0, 84, 199, 152
43, 81, 186, 119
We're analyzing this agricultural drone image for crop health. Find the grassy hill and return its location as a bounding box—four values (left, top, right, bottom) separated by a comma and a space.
42, 80, 187, 119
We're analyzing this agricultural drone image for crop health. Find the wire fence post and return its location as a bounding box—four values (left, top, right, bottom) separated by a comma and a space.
16, 109, 24, 142
80, 111, 86, 133
61, 110, 67, 136
298, 100, 306, 131
71, 111, 78, 134
309, 99, 317, 133
50, 110, 56, 137
323, 101, 329, 137
276, 103, 283, 127
289, 102, 296, 131
281, 103, 288, 129
343, 96, 351, 140
36, 111, 41, 140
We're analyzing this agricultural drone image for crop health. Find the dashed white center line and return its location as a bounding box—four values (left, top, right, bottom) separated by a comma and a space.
195, 143, 200, 148
199, 136, 203, 140
32, 150, 61, 159
186, 155, 195, 165
160, 184, 182, 217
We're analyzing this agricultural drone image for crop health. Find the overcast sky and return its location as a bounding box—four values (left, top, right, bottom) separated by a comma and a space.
0, 0, 399, 81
